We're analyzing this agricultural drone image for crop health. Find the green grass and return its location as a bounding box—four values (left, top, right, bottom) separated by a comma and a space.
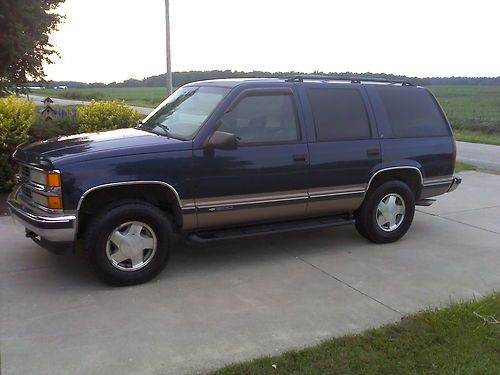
454, 161, 477, 172
453, 129, 500, 146
37, 87, 167, 107
208, 293, 500, 375
431, 85, 500, 135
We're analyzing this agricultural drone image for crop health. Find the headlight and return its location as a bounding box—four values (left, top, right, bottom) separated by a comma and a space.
30, 169, 61, 187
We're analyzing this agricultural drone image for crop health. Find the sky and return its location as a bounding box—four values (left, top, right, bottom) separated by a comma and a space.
43, 0, 500, 83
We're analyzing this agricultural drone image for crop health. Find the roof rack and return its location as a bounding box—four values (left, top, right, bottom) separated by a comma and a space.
284, 75, 414, 86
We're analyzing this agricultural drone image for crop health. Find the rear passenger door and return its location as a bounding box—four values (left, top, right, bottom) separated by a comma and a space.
298, 84, 381, 217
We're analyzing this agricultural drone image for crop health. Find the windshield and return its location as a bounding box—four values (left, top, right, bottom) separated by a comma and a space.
139, 86, 230, 139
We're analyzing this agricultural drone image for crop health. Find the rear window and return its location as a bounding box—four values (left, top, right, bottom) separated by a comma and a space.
374, 86, 450, 137
307, 88, 371, 141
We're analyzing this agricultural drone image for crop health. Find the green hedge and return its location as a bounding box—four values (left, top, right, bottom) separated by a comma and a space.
0, 97, 35, 191
78, 100, 141, 133
0, 98, 140, 192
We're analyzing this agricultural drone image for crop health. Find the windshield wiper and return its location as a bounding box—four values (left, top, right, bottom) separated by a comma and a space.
154, 123, 173, 138
139, 121, 172, 138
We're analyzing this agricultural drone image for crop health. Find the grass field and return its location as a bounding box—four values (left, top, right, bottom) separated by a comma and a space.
37, 85, 500, 144
37, 87, 166, 108
208, 293, 500, 375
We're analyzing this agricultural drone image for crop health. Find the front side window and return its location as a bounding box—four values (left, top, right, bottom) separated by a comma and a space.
140, 86, 230, 139
218, 93, 299, 144
307, 88, 371, 141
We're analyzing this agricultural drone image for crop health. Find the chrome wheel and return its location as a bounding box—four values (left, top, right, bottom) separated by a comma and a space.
376, 193, 406, 232
106, 221, 157, 272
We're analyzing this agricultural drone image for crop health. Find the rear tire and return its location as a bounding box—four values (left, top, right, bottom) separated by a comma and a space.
85, 202, 172, 286
355, 181, 415, 243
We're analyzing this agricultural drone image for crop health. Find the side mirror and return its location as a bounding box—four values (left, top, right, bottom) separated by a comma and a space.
206, 131, 238, 150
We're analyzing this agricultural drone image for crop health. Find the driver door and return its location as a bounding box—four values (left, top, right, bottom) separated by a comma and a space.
193, 88, 309, 229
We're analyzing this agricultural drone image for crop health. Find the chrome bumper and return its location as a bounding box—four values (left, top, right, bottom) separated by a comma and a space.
7, 187, 76, 242
447, 177, 462, 193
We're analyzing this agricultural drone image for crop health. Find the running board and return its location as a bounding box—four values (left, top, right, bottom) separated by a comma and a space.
416, 198, 436, 206
187, 215, 355, 243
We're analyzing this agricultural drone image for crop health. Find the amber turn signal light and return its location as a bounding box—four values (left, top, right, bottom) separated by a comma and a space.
48, 196, 63, 209
47, 173, 61, 187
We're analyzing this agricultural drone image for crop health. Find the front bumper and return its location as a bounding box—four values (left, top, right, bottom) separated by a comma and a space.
7, 187, 76, 243
447, 177, 462, 193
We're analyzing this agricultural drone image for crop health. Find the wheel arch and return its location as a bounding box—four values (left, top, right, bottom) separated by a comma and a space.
76, 181, 184, 237
366, 166, 424, 198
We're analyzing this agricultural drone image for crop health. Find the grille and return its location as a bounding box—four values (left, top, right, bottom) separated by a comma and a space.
21, 185, 32, 199
20, 165, 30, 180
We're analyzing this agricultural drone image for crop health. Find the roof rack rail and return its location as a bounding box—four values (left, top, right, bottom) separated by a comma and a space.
284, 75, 414, 86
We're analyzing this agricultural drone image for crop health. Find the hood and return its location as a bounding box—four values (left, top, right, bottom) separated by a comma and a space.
14, 128, 192, 167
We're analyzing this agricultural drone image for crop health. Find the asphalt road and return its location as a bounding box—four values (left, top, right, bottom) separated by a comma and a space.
456, 141, 500, 171
1, 170, 499, 375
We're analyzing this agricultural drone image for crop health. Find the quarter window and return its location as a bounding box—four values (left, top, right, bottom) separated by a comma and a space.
374, 86, 450, 137
307, 88, 371, 141
218, 94, 299, 144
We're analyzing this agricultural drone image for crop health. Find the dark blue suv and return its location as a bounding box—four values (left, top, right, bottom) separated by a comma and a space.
8, 76, 461, 285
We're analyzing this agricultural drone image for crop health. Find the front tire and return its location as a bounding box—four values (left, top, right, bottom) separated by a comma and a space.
355, 181, 415, 243
85, 202, 172, 286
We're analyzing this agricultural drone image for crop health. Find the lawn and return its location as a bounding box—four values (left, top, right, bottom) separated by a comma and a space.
208, 293, 500, 375
36, 85, 500, 144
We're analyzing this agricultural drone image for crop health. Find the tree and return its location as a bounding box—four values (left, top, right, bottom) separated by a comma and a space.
0, 0, 65, 95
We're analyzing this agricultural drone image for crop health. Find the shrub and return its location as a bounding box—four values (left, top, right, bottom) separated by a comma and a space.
0, 96, 35, 153
29, 115, 80, 141
0, 96, 35, 191
0, 154, 15, 192
77, 100, 141, 133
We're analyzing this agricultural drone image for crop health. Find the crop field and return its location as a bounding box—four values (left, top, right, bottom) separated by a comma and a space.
37, 85, 500, 144
37, 87, 167, 108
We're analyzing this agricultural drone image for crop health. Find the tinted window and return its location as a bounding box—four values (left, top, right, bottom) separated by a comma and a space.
374, 86, 450, 137
218, 94, 299, 144
307, 88, 371, 141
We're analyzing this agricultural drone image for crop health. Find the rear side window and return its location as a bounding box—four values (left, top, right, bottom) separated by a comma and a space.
307, 88, 371, 141
374, 86, 450, 137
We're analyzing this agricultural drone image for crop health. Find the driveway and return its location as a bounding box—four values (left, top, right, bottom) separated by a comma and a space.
1, 172, 499, 375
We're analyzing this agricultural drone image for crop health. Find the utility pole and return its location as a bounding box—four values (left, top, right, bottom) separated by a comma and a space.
165, 0, 172, 96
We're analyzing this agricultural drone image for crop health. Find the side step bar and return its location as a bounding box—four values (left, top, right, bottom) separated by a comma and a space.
416, 198, 436, 206
187, 215, 355, 243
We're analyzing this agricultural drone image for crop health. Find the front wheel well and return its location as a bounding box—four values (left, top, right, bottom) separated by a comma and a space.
77, 184, 182, 238
367, 168, 423, 199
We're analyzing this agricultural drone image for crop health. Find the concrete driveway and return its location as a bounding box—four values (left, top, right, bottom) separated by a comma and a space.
1, 171, 499, 375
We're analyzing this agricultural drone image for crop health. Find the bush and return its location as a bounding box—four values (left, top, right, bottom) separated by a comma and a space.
77, 100, 141, 133
0, 96, 35, 191
0, 96, 35, 153
29, 115, 80, 141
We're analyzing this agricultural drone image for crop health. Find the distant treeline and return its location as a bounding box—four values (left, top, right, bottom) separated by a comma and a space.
39, 70, 500, 88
